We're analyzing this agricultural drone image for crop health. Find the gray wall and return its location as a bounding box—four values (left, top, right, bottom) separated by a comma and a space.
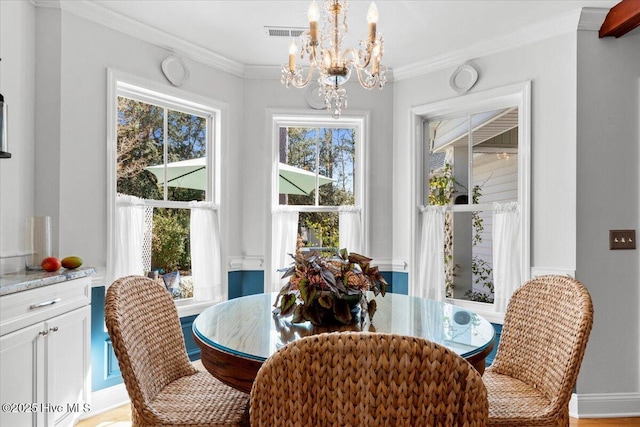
576, 28, 640, 395
0, 0, 36, 271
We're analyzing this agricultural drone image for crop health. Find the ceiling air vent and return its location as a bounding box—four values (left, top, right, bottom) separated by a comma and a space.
265, 26, 306, 38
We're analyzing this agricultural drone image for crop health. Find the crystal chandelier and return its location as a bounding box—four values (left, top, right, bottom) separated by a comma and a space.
281, 0, 387, 118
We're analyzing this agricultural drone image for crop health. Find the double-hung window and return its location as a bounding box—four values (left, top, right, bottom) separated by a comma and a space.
413, 83, 530, 314
270, 114, 366, 292
107, 73, 223, 304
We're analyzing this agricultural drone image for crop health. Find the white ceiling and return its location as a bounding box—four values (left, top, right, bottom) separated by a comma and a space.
82, 0, 617, 72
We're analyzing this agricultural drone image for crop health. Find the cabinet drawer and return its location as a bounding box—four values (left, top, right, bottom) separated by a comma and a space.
0, 276, 91, 336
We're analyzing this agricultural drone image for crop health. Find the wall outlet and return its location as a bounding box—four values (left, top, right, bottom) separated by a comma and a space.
609, 230, 636, 250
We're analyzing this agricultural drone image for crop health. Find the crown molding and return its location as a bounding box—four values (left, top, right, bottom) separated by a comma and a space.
30, 0, 60, 9
30, 2, 610, 83
578, 7, 610, 31
393, 8, 585, 81
36, 0, 245, 78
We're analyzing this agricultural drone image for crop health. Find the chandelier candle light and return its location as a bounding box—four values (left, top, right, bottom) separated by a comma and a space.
282, 0, 387, 118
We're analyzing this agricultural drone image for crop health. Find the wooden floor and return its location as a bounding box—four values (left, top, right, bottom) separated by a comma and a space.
76, 405, 640, 427
570, 420, 640, 426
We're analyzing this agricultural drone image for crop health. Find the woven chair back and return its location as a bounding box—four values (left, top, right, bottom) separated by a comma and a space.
105, 275, 197, 416
250, 332, 488, 427
490, 275, 593, 404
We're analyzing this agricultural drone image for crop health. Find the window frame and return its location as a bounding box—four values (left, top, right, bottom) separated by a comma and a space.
410, 82, 531, 320
268, 111, 369, 283
106, 69, 226, 314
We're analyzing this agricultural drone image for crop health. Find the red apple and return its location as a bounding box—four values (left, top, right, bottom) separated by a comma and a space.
41, 257, 61, 272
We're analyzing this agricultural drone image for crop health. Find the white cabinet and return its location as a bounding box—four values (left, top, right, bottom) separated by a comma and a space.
0, 321, 44, 426
0, 276, 91, 427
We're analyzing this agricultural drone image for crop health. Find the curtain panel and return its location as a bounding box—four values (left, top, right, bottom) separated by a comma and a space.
271, 209, 299, 294
414, 206, 446, 301
190, 201, 223, 302
338, 206, 362, 254
492, 201, 521, 312
111, 194, 147, 285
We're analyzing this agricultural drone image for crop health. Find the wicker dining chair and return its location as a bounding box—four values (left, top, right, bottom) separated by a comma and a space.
483, 275, 594, 426
250, 332, 489, 427
105, 275, 250, 427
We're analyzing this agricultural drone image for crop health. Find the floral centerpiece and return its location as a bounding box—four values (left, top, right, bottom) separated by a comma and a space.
273, 249, 387, 326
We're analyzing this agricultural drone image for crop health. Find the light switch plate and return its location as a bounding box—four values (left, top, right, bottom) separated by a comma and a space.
609, 230, 636, 250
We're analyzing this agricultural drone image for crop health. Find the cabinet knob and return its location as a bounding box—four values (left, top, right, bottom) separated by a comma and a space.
39, 330, 49, 336
49, 326, 59, 333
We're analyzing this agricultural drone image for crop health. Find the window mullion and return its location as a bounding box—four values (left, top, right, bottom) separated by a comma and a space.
163, 107, 169, 201
467, 114, 473, 205
295, 205, 341, 213
314, 127, 320, 207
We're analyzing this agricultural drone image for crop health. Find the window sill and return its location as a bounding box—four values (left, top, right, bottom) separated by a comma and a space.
445, 298, 505, 324
175, 298, 218, 318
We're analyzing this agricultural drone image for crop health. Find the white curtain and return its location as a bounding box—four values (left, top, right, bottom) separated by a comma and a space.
112, 194, 147, 284
492, 201, 521, 312
339, 206, 362, 254
190, 202, 223, 302
271, 209, 299, 293
414, 206, 446, 301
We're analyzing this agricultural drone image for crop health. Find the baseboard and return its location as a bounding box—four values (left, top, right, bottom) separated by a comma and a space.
79, 384, 130, 420
570, 392, 640, 418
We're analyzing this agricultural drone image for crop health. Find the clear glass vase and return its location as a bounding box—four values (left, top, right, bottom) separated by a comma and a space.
25, 216, 52, 270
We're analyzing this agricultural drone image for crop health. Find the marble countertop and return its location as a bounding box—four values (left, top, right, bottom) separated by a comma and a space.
0, 267, 96, 296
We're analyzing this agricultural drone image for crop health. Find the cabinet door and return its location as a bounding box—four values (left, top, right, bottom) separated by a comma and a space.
0, 322, 45, 427
45, 306, 91, 427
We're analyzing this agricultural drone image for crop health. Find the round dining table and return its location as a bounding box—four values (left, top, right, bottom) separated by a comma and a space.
193, 292, 495, 394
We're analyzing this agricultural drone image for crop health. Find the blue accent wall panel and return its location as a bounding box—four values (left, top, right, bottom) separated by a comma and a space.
487, 323, 503, 367
105, 340, 121, 380
380, 271, 409, 295
228, 270, 264, 299
181, 315, 200, 361
229, 270, 403, 298
90, 287, 123, 391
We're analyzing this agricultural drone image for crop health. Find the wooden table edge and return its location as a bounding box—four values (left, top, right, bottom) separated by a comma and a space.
195, 330, 495, 394
466, 340, 495, 375
194, 332, 262, 394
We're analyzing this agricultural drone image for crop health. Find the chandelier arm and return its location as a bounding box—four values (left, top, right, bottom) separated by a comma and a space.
289, 62, 317, 88
342, 47, 372, 71
342, 47, 381, 90
352, 67, 379, 89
